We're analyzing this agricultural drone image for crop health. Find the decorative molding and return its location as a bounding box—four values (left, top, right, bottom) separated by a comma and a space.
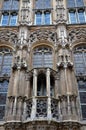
29, 29, 57, 44
0, 30, 18, 46
68, 28, 86, 43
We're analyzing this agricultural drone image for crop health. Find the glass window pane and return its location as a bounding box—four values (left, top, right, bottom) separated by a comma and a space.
12, 0, 19, 10
3, 0, 12, 10
67, 0, 75, 7
78, 80, 86, 91
33, 47, 52, 68
79, 92, 86, 104
44, 12, 50, 25
74, 52, 85, 74
35, 0, 51, 9
76, 0, 84, 7
81, 105, 86, 120
78, 9, 85, 23
69, 10, 77, 24
0, 106, 5, 120
10, 14, 17, 26
35, 12, 42, 25
1, 14, 9, 26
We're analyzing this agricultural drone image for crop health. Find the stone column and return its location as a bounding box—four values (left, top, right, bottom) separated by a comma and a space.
33, 69, 37, 97
46, 68, 50, 97
13, 97, 17, 116
55, 76, 60, 98
23, 100, 27, 120
46, 68, 52, 119
17, 97, 23, 119
25, 77, 31, 98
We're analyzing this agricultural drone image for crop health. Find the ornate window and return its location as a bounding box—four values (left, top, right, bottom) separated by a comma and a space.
34, 0, 52, 25
0, 47, 13, 120
67, 0, 86, 24
33, 46, 53, 68
0, 0, 19, 26
73, 45, 86, 120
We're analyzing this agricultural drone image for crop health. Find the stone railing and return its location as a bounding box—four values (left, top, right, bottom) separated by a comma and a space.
26, 97, 59, 121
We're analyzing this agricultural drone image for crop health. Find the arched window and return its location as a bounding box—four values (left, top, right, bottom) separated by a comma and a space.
1, 0, 19, 26
73, 45, 86, 120
33, 46, 53, 68
0, 47, 13, 120
34, 0, 52, 25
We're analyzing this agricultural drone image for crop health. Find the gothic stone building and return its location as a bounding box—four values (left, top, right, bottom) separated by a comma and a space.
0, 0, 86, 130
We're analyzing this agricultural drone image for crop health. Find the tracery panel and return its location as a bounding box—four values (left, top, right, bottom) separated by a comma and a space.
0, 47, 12, 120
33, 46, 53, 68
73, 45, 86, 120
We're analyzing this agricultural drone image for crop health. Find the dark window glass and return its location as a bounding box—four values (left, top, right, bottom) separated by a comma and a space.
79, 92, 86, 104
78, 80, 86, 91
33, 46, 53, 68
0, 80, 9, 120
37, 73, 46, 96
81, 105, 86, 120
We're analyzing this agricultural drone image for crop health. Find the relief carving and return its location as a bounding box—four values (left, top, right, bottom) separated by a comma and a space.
29, 29, 57, 44
68, 28, 86, 43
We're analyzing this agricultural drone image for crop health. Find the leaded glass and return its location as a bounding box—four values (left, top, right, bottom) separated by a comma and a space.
81, 105, 86, 120
74, 52, 85, 75
35, 0, 51, 9
73, 45, 86, 120
78, 80, 86, 91
12, 0, 19, 10
0, 106, 5, 120
33, 46, 53, 68
0, 81, 8, 92
76, 0, 84, 7
3, 0, 11, 10
2, 0, 19, 10
79, 92, 86, 104
67, 0, 75, 7
1, 54, 12, 75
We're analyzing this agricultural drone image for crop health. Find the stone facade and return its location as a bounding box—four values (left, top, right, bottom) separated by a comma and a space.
0, 0, 86, 130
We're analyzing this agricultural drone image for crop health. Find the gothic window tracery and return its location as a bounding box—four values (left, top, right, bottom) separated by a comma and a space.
67, 0, 86, 24
34, 0, 52, 25
33, 46, 53, 68
0, 47, 13, 120
0, 0, 19, 26
73, 45, 86, 120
